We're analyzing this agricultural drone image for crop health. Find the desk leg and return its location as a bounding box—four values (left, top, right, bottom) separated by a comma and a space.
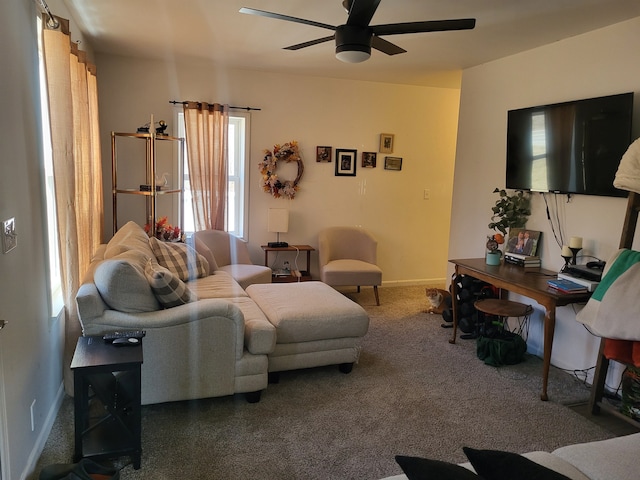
449, 266, 459, 344
540, 302, 556, 401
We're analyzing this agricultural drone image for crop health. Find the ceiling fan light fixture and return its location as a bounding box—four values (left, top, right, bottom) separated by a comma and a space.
335, 46, 371, 63
335, 24, 372, 63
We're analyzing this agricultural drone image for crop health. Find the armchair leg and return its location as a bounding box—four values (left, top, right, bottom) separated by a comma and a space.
374, 286, 380, 306
357, 286, 361, 293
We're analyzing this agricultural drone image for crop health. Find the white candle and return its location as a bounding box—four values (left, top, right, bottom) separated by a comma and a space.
562, 245, 572, 257
569, 236, 583, 249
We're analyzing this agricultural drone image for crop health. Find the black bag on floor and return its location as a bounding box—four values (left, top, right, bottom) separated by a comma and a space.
476, 330, 526, 367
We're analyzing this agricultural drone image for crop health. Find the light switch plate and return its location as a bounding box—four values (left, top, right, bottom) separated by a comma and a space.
2, 218, 17, 253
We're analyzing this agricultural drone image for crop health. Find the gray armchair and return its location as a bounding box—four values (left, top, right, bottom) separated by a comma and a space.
318, 226, 382, 305
192, 230, 272, 289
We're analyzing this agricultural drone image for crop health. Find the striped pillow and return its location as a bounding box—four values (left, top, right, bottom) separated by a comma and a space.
145, 259, 197, 308
149, 236, 209, 281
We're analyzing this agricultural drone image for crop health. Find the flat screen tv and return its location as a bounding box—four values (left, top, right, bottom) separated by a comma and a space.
506, 92, 634, 197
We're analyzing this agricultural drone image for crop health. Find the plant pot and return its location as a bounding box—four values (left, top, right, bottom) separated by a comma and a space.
486, 251, 501, 265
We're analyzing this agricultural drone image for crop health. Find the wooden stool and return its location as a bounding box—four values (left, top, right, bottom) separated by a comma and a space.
474, 298, 533, 338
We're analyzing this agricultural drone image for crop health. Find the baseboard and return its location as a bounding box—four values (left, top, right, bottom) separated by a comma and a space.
381, 278, 447, 288
22, 382, 65, 480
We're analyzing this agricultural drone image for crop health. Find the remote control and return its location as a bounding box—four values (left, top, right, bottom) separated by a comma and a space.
103, 330, 146, 343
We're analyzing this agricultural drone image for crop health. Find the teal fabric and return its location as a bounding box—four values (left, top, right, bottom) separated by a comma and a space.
592, 249, 640, 301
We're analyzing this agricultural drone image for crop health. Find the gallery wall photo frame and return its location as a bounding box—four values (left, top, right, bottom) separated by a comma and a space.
379, 133, 394, 153
384, 156, 403, 171
316, 146, 332, 162
362, 152, 377, 168
335, 149, 357, 176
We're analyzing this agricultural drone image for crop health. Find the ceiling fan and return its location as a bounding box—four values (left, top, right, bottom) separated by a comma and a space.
239, 0, 476, 63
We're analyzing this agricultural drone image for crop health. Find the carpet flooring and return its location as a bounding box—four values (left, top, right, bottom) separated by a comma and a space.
31, 285, 618, 479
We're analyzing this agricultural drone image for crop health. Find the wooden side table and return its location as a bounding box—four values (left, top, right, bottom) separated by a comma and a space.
70, 336, 143, 469
261, 244, 315, 283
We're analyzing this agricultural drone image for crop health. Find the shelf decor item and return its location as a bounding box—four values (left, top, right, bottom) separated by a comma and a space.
144, 216, 183, 242
485, 233, 504, 265
259, 141, 304, 199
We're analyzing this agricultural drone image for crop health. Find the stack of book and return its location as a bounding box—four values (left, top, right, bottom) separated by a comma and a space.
504, 252, 541, 268
139, 184, 170, 192
547, 278, 589, 294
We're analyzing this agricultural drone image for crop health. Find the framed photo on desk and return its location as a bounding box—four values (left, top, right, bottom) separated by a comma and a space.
505, 228, 541, 256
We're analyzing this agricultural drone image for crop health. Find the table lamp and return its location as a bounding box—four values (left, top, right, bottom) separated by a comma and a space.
267, 208, 289, 248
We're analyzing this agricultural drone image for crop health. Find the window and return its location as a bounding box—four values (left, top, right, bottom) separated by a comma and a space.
37, 15, 63, 315
177, 112, 250, 238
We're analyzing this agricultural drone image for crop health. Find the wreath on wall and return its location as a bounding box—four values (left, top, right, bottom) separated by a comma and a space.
259, 141, 304, 199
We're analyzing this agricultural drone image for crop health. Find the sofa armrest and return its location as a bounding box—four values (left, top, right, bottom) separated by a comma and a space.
76, 282, 108, 321
80, 299, 246, 360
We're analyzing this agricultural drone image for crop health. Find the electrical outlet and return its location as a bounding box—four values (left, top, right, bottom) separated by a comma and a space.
423, 189, 431, 200
2, 217, 17, 253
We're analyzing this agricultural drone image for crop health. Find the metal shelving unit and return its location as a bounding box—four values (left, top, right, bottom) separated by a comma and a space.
111, 116, 184, 234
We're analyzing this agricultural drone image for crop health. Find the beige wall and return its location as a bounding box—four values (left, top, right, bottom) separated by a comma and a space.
449, 17, 640, 383
97, 54, 461, 285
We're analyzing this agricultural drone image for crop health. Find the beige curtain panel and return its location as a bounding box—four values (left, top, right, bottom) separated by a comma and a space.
183, 102, 229, 231
41, 14, 103, 394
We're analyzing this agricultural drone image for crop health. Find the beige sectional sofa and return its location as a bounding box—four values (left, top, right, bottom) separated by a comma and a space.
75, 221, 370, 406
75, 221, 277, 405
384, 432, 640, 480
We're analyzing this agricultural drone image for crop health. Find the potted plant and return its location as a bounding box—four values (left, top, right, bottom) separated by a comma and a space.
486, 188, 531, 264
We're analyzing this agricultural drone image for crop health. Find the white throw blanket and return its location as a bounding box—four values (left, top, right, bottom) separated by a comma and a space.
576, 249, 640, 340
614, 137, 640, 194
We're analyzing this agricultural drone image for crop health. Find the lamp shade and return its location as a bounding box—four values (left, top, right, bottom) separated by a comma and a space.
267, 208, 289, 233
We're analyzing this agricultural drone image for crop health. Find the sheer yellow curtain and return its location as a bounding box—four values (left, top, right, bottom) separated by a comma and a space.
183, 102, 229, 231
42, 15, 103, 393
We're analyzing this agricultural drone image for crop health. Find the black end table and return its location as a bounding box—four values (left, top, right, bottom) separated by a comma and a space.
70, 336, 143, 469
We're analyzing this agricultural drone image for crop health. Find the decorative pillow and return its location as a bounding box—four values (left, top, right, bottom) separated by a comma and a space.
144, 259, 197, 308
94, 258, 159, 313
190, 235, 219, 273
463, 447, 571, 480
395, 455, 478, 480
149, 236, 209, 281
104, 221, 155, 259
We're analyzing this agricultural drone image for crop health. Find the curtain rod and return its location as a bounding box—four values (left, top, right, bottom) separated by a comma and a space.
169, 100, 261, 112
35, 0, 60, 29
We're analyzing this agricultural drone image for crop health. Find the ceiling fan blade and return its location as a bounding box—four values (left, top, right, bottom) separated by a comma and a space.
284, 35, 336, 51
345, 0, 381, 27
239, 7, 336, 31
371, 35, 406, 56
372, 18, 476, 36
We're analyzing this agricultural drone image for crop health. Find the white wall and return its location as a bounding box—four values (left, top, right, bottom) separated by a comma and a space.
96, 55, 461, 285
0, 1, 71, 478
450, 17, 640, 386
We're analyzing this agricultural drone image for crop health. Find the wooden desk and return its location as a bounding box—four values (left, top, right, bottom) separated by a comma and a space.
449, 258, 591, 401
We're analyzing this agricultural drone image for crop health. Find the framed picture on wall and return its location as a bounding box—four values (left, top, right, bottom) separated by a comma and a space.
379, 133, 394, 153
316, 146, 332, 162
362, 152, 377, 168
384, 156, 402, 171
335, 149, 357, 176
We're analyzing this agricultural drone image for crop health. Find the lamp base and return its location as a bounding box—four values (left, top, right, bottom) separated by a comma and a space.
267, 242, 289, 248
